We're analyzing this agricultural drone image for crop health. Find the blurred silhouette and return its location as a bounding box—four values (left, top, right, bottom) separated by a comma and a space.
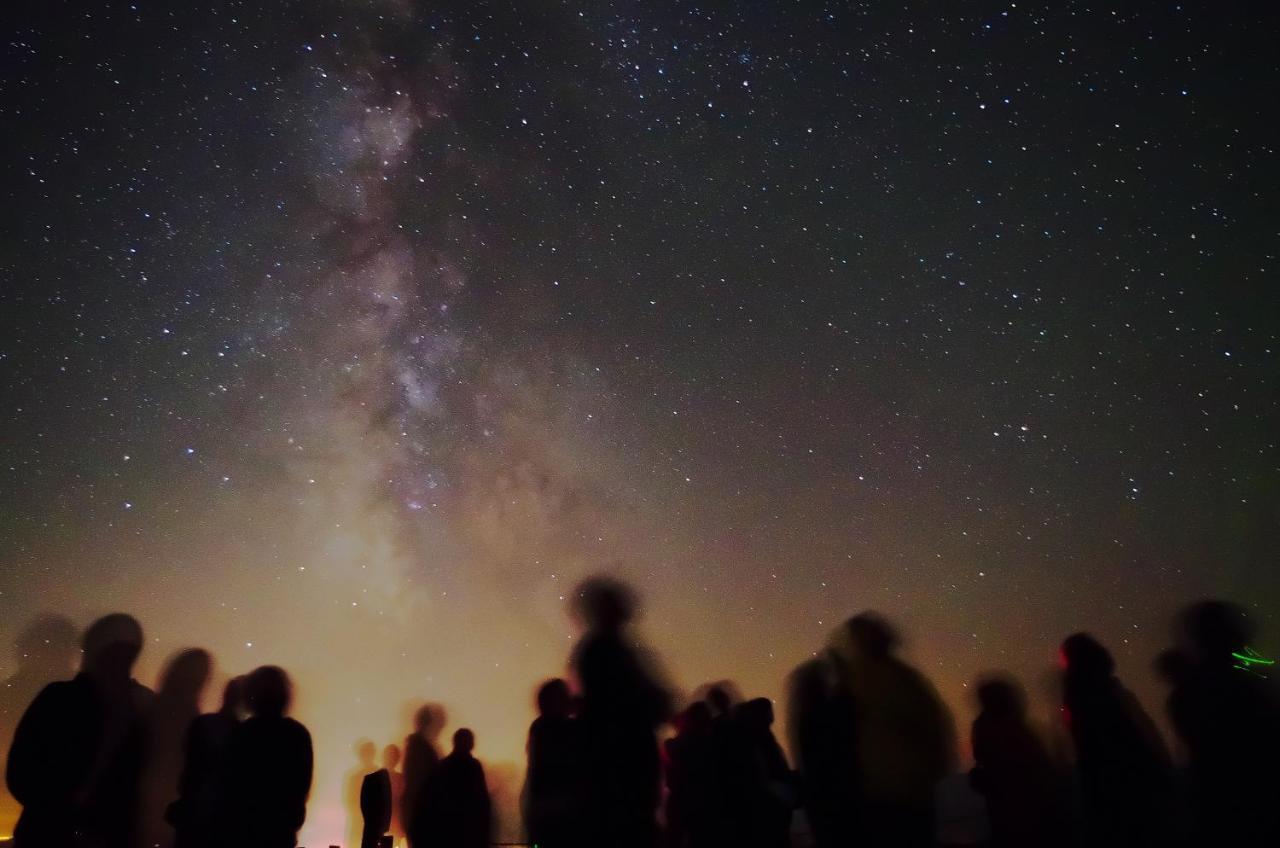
6, 612, 154, 848
138, 648, 212, 848
786, 655, 858, 848
225, 665, 312, 848
724, 698, 793, 848
360, 744, 394, 848
1060, 632, 1173, 847
416, 728, 491, 848
403, 703, 445, 847
167, 675, 245, 848
969, 675, 1072, 848
0, 614, 79, 834
1165, 601, 1280, 847
664, 701, 717, 848
523, 678, 583, 848
830, 612, 955, 848
347, 739, 378, 848
383, 743, 405, 844
570, 576, 673, 848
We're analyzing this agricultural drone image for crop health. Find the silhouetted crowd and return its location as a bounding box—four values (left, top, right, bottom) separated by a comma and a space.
3, 577, 1278, 848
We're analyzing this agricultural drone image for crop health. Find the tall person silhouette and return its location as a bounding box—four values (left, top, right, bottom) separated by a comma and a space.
6, 612, 154, 848
570, 576, 672, 848
1167, 601, 1280, 847
403, 704, 445, 848
224, 666, 313, 848
831, 613, 955, 848
1061, 633, 1173, 847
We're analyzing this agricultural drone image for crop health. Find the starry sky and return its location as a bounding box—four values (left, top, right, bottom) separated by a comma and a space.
2, 1, 1278, 843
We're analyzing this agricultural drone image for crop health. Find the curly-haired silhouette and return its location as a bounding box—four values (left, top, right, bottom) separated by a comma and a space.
224, 666, 312, 848
1061, 632, 1173, 847
523, 678, 584, 848
1166, 601, 1280, 847
168, 675, 245, 848
570, 576, 672, 848
969, 674, 1072, 848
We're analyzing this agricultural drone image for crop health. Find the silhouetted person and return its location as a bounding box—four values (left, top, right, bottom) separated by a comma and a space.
403, 704, 445, 847
348, 740, 379, 848
724, 699, 793, 848
1166, 601, 1280, 847
6, 612, 154, 848
167, 676, 245, 848
225, 666, 312, 848
418, 728, 491, 848
139, 648, 212, 848
833, 613, 955, 848
0, 614, 79, 836
361, 746, 395, 848
786, 656, 858, 848
383, 743, 406, 843
969, 675, 1071, 848
664, 702, 717, 848
1061, 632, 1172, 847
570, 576, 673, 848
523, 678, 583, 848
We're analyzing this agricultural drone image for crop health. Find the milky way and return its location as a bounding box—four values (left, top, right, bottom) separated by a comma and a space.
2, 1, 1278, 843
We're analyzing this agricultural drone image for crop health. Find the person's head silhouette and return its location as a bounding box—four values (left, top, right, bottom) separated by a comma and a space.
221, 675, 247, 716
382, 743, 402, 771
158, 648, 212, 701
414, 703, 446, 739
245, 665, 292, 718
572, 576, 637, 633
706, 685, 733, 716
1180, 600, 1254, 662
452, 727, 475, 756
81, 613, 144, 681
12, 613, 78, 679
975, 675, 1027, 718
843, 611, 898, 659
536, 678, 572, 719
356, 739, 377, 768
739, 697, 775, 730
1060, 633, 1113, 680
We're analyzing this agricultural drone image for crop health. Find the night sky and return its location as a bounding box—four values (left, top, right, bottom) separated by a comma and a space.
2, 1, 1278, 842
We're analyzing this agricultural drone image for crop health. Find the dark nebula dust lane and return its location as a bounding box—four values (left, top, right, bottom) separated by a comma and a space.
2, 1, 1278, 843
